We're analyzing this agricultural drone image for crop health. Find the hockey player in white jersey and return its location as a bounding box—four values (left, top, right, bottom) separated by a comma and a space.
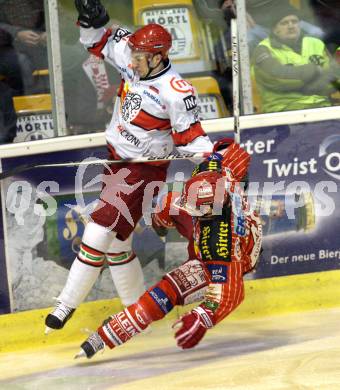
45, 0, 213, 332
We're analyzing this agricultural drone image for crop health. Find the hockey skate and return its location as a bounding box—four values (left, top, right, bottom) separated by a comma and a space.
45, 300, 75, 334
75, 332, 105, 359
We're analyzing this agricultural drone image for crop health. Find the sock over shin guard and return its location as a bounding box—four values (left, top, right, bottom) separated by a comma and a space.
98, 278, 180, 349
58, 222, 115, 308
108, 256, 145, 306
98, 303, 150, 348
58, 257, 103, 308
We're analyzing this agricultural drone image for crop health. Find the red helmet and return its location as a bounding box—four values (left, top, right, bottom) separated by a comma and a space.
128, 24, 172, 58
179, 171, 227, 217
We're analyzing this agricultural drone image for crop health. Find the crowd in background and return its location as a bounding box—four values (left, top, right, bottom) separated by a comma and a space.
0, 0, 339, 144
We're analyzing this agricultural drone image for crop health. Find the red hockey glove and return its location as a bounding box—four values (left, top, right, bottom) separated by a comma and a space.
173, 305, 215, 349
213, 139, 250, 182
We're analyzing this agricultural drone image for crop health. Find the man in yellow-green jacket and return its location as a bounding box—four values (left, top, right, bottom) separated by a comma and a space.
252, 4, 339, 113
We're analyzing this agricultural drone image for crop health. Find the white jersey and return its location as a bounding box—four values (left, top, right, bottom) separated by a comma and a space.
80, 26, 213, 159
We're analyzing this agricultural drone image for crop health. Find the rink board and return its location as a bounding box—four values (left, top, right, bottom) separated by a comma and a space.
0, 269, 339, 353
0, 119, 340, 314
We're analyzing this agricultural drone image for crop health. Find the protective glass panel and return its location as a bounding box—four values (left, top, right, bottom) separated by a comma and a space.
2, 0, 339, 143
56, 0, 231, 136
0, 0, 51, 144
246, 0, 340, 114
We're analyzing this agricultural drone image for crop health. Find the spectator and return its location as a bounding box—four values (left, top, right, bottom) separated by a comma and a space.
0, 0, 48, 94
245, 0, 325, 53
210, 0, 325, 112
0, 27, 25, 96
252, 4, 339, 113
0, 81, 17, 143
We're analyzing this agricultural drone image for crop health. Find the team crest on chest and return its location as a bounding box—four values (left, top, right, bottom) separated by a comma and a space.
121, 92, 142, 122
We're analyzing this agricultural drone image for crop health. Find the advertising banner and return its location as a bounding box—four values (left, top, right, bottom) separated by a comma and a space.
142, 7, 194, 60
14, 113, 54, 143
241, 121, 340, 278
0, 119, 339, 313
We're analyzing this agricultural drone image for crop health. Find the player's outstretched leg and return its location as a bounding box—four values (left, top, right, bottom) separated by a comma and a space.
75, 259, 209, 358
75, 278, 176, 358
45, 222, 115, 334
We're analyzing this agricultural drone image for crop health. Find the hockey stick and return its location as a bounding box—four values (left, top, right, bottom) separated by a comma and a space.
0, 151, 209, 181
231, 18, 240, 144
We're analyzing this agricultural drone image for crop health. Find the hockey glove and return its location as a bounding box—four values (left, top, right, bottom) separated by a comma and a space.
74, 0, 109, 28
173, 305, 215, 349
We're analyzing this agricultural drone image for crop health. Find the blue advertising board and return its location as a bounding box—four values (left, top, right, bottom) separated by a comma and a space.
241, 121, 340, 278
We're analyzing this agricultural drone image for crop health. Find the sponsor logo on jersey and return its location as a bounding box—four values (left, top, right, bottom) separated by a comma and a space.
198, 180, 214, 199
250, 221, 262, 267
135, 309, 147, 326
232, 193, 246, 236
116, 64, 134, 79
235, 215, 246, 236
200, 225, 213, 260
170, 269, 191, 290
112, 28, 130, 43
118, 125, 142, 147
103, 323, 122, 346
183, 95, 197, 111
207, 263, 228, 283
117, 311, 139, 337
205, 284, 222, 311
216, 221, 230, 259
170, 77, 194, 93
149, 287, 173, 314
204, 299, 219, 312
143, 90, 165, 108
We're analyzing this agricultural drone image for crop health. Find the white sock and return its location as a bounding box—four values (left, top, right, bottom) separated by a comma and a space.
57, 222, 115, 308
109, 257, 146, 306
58, 258, 102, 308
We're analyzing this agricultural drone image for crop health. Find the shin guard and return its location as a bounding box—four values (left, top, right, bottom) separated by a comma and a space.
108, 255, 145, 306
58, 222, 114, 308
58, 257, 103, 308
98, 302, 150, 349
98, 279, 177, 349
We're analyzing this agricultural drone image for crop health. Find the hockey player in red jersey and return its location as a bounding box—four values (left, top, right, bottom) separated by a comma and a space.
75, 140, 262, 358
44, 0, 213, 333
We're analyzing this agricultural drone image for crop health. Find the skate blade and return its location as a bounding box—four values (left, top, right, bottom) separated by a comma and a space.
74, 349, 86, 359
44, 326, 56, 335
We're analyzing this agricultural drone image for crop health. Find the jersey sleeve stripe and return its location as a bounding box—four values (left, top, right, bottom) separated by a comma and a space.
131, 109, 171, 131
171, 122, 206, 147
88, 28, 113, 59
